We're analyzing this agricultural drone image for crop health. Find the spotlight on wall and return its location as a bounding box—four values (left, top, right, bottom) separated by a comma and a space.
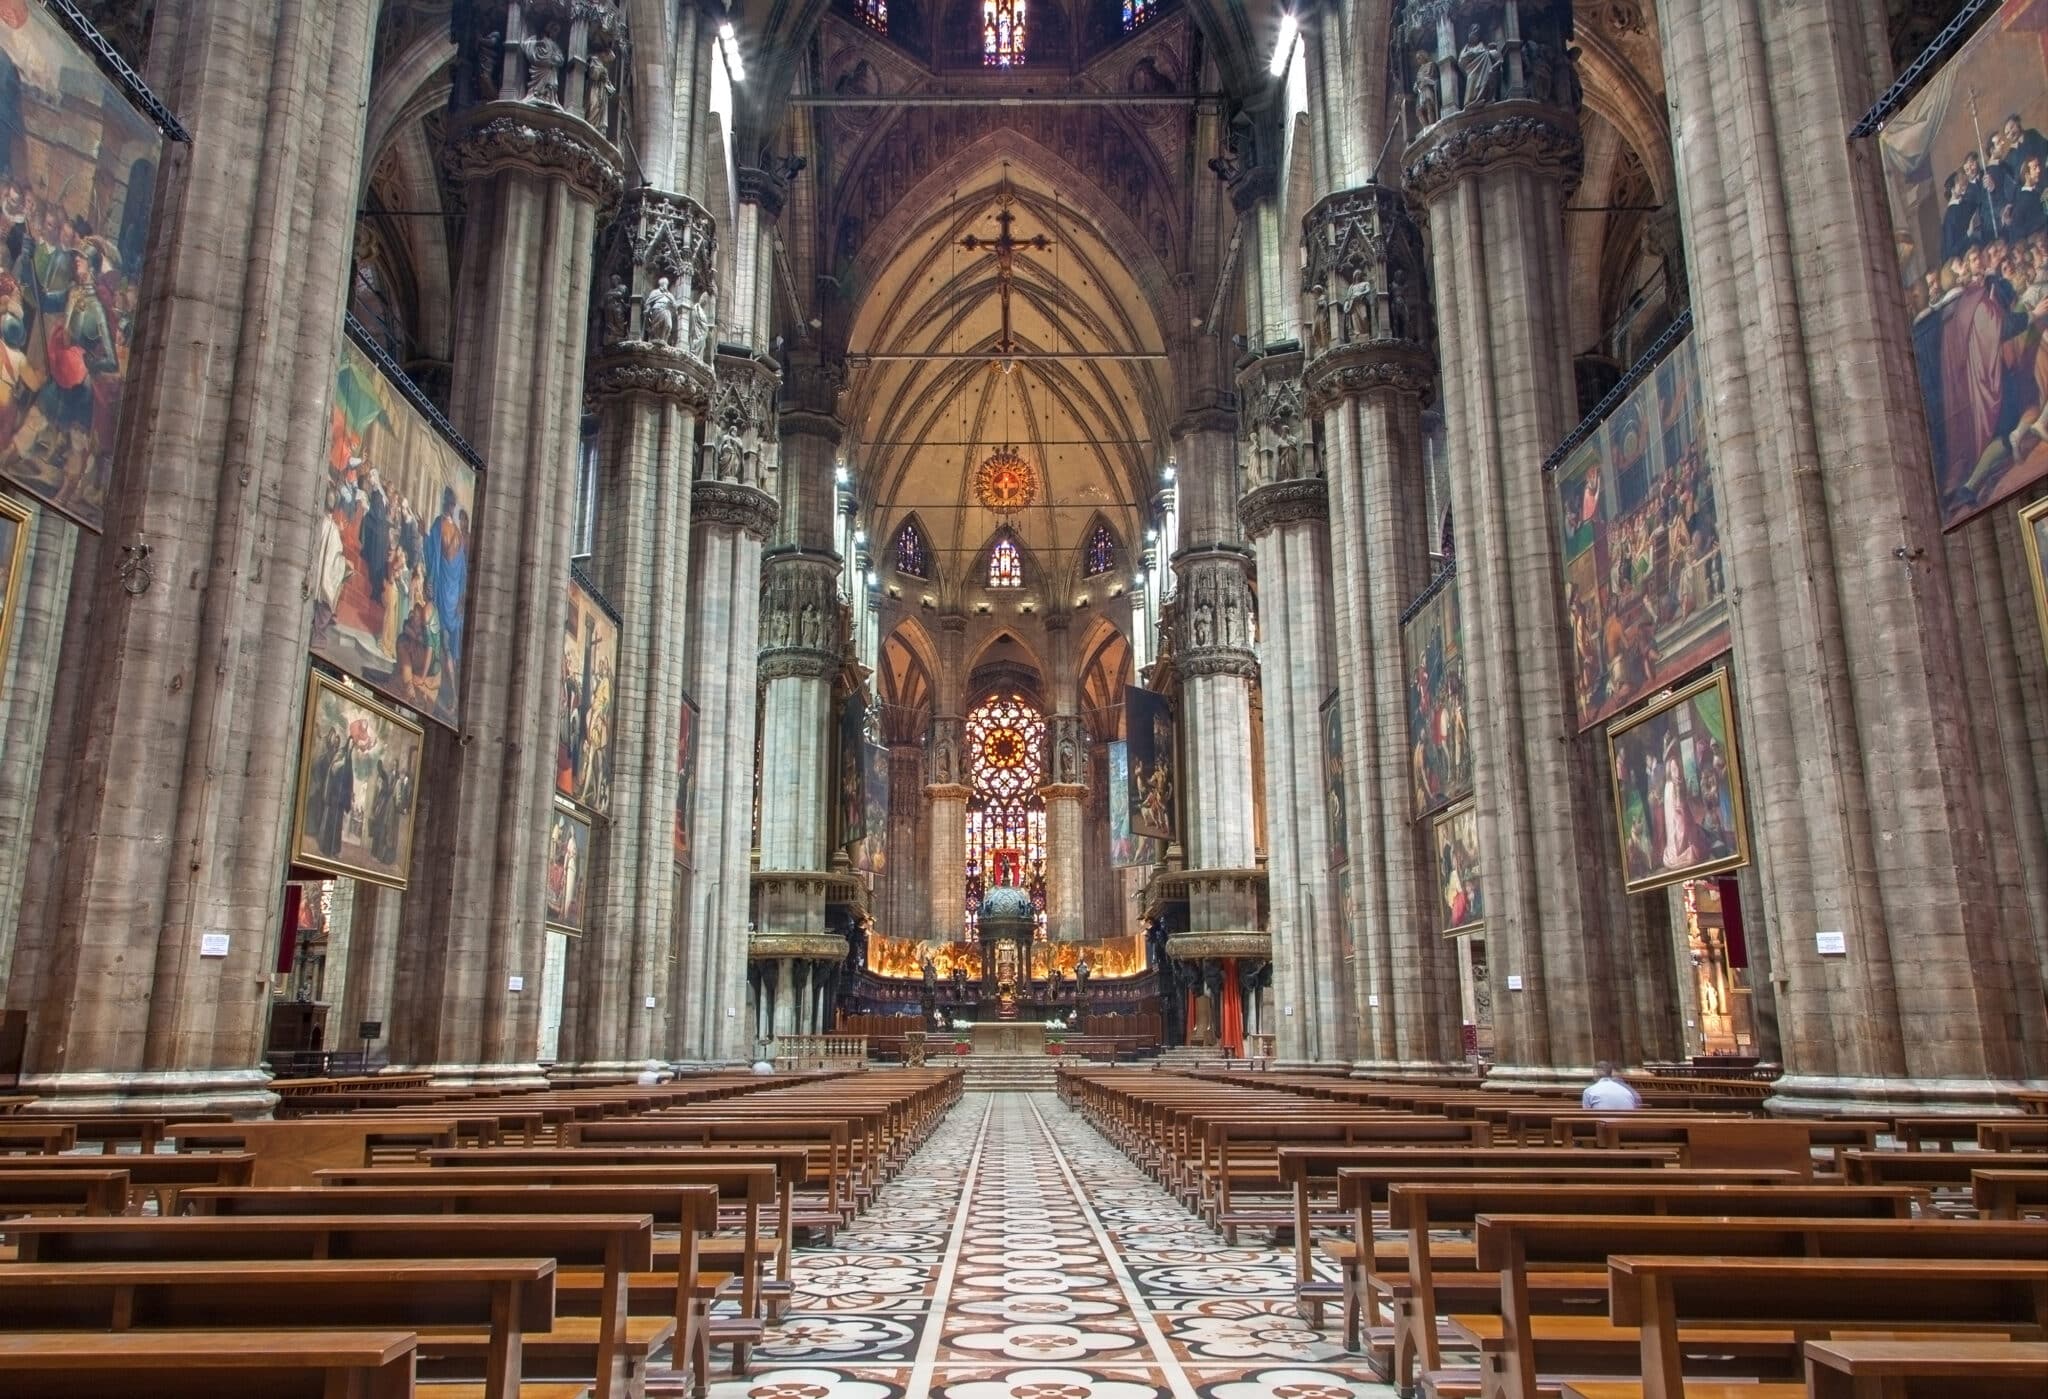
834, 465, 849, 484
1269, 13, 1298, 77
866, 570, 879, 587
718, 21, 746, 81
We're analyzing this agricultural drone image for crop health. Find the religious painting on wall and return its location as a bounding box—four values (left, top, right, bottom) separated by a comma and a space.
1552, 334, 1730, 729
315, 335, 477, 730
1402, 571, 1471, 818
1321, 691, 1349, 869
1606, 668, 1751, 894
1107, 739, 1161, 869
673, 690, 699, 869
1123, 685, 1176, 841
0, 3, 162, 533
1433, 798, 1483, 936
2023, 494, 2048, 658
839, 691, 870, 850
289, 669, 424, 889
852, 739, 890, 876
557, 570, 619, 815
0, 490, 29, 684
1877, 0, 2048, 528
545, 801, 591, 934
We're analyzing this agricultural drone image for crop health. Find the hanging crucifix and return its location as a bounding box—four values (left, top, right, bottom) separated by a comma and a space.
959, 189, 1052, 372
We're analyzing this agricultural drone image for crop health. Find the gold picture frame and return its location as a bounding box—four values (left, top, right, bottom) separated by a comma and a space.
1433, 797, 1484, 937
0, 493, 33, 687
2022, 495, 2048, 664
1605, 668, 1751, 894
289, 669, 425, 889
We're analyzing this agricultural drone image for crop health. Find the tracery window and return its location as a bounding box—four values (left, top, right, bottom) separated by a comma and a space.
1122, 0, 1149, 31
983, 0, 1025, 66
963, 693, 1047, 939
860, 0, 887, 30
894, 520, 931, 579
988, 533, 1023, 588
1084, 522, 1118, 577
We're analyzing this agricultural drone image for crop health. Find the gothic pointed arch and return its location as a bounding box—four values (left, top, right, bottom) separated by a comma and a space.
1078, 513, 1123, 580
891, 512, 936, 580
979, 525, 1031, 590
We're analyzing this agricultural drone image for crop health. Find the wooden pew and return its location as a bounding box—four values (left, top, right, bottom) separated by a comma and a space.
1590, 1117, 1879, 1175
1465, 1214, 2048, 1399
1802, 1339, 2048, 1399
0, 1329, 422, 1399
168, 1119, 462, 1184
1976, 1167, 2048, 1219
1843, 1149, 2048, 1198
1204, 1117, 1493, 1241
1980, 1119, 2048, 1153
0, 1150, 255, 1213
0, 1121, 77, 1154
0, 1257, 558, 1399
0, 1168, 129, 1218
7, 1212, 671, 1399
1584, 1256, 2048, 1399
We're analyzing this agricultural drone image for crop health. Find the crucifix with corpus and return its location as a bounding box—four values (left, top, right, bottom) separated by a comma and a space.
959, 188, 1052, 372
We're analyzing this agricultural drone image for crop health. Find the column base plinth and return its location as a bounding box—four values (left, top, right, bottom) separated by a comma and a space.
1475, 1062, 1601, 1092
392, 1061, 551, 1092
18, 1068, 278, 1119
543, 1059, 653, 1085
1765, 1073, 2048, 1118
1350, 1058, 1478, 1080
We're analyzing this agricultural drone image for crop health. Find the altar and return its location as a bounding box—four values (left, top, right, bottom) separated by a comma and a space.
967, 1021, 1046, 1055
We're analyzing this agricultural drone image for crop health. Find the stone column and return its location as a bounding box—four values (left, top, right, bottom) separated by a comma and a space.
1397, 0, 1630, 1079
6, 1, 377, 1113
336, 884, 402, 1064
1659, 0, 2048, 1108
926, 714, 969, 944
1302, 185, 1465, 1073
389, 3, 628, 1081
676, 352, 778, 1062
562, 187, 718, 1074
1041, 709, 1089, 943
1238, 359, 1345, 1063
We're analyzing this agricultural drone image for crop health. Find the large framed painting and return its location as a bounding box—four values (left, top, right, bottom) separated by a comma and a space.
557, 570, 619, 816
1321, 690, 1349, 869
0, 490, 28, 683
1877, 0, 2048, 528
1403, 571, 1472, 818
1107, 739, 1161, 869
1433, 798, 1484, 936
2023, 495, 2048, 658
1606, 669, 1751, 894
1124, 684, 1176, 841
289, 669, 424, 889
852, 738, 889, 876
1552, 334, 1730, 728
0, 3, 163, 533
315, 335, 478, 730
545, 801, 591, 934
839, 691, 869, 850
674, 690, 699, 869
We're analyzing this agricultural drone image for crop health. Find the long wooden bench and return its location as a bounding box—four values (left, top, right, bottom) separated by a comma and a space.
0, 1121, 77, 1154
1462, 1214, 2048, 1399
0, 1150, 256, 1213
0, 1167, 130, 1218
1203, 1117, 1494, 1241
7, 1212, 675, 1399
1802, 1339, 2048, 1399
0, 1328, 422, 1399
1975, 1167, 2048, 1219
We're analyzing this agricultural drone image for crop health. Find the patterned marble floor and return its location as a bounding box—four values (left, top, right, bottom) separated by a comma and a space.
674, 1091, 1397, 1399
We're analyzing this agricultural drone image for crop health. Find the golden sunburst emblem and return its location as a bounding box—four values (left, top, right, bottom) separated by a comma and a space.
974, 446, 1038, 513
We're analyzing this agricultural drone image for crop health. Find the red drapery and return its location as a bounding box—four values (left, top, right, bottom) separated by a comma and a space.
1219, 957, 1244, 1056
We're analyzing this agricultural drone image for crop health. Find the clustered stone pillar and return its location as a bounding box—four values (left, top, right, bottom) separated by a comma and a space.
1040, 620, 1088, 943
1237, 350, 1347, 1066
561, 185, 719, 1074
389, 3, 627, 1081
1397, 0, 1633, 1079
1301, 184, 1464, 1072
1658, 0, 2048, 1108
676, 350, 779, 1063
5, 0, 378, 1112
926, 713, 969, 945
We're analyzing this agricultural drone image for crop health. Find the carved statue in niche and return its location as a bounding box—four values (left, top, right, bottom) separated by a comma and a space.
1058, 731, 1078, 784
643, 277, 678, 346
477, 30, 504, 100
1522, 37, 1555, 104
1458, 24, 1502, 108
583, 50, 613, 128
1191, 600, 1214, 648
715, 434, 742, 482
1412, 50, 1440, 127
1342, 276, 1377, 341
1307, 283, 1330, 353
521, 27, 565, 104
691, 290, 715, 358
602, 275, 632, 342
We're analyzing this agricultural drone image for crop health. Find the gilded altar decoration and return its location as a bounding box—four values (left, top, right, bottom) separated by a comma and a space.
1434, 797, 1483, 936
1606, 669, 1751, 894
558, 570, 621, 816
289, 670, 424, 890
973, 445, 1037, 513
545, 801, 591, 933
1877, 0, 2048, 528
0, 1, 162, 533
315, 334, 479, 730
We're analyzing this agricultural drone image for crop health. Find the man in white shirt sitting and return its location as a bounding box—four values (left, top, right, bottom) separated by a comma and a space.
1581, 1060, 1642, 1110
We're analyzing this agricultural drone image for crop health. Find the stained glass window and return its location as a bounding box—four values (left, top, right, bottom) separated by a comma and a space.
988, 534, 1023, 588
963, 692, 1047, 939
894, 521, 930, 579
983, 0, 1024, 66
860, 0, 887, 30
1084, 522, 1117, 577
1122, 0, 1149, 31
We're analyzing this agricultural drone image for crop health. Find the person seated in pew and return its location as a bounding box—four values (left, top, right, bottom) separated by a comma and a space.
636, 1060, 674, 1086
1582, 1062, 1643, 1111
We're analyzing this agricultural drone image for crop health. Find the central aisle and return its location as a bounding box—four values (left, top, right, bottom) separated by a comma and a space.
685, 1091, 1395, 1399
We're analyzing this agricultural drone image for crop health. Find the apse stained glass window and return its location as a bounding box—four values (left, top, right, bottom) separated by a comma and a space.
894, 521, 930, 579
963, 692, 1047, 939
983, 0, 1025, 66
1122, 0, 1149, 31
860, 0, 887, 30
988, 534, 1023, 588
1084, 522, 1118, 577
